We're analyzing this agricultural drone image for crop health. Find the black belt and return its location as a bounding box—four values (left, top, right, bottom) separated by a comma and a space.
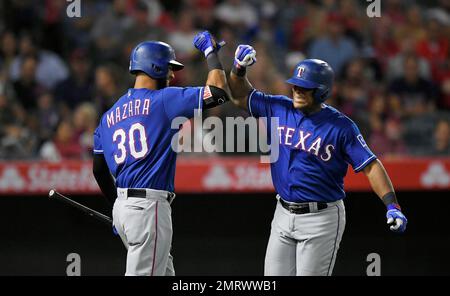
127, 189, 175, 203
279, 198, 327, 214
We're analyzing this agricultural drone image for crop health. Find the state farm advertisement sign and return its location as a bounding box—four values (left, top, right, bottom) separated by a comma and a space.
0, 162, 98, 195
0, 157, 449, 195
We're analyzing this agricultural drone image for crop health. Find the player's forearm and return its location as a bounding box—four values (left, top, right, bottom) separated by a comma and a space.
93, 155, 117, 207
363, 159, 400, 207
229, 71, 252, 109
205, 53, 230, 94
206, 69, 228, 90
94, 171, 117, 207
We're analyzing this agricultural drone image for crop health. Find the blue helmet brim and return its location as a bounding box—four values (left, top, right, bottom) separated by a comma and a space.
286, 77, 319, 89
169, 60, 184, 71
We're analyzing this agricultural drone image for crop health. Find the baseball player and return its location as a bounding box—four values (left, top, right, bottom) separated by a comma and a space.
228, 45, 408, 276
92, 31, 230, 276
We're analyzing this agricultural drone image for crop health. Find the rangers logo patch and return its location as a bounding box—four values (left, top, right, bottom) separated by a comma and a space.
297, 66, 305, 78
203, 86, 212, 100
357, 134, 367, 147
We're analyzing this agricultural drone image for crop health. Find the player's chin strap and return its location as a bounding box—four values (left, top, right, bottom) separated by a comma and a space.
203, 85, 229, 109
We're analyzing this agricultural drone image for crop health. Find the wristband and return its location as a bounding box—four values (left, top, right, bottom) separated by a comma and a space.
382, 192, 400, 209
206, 53, 223, 71
232, 63, 246, 77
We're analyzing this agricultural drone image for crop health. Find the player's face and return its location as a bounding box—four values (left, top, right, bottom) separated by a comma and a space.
166, 68, 175, 86
292, 85, 315, 111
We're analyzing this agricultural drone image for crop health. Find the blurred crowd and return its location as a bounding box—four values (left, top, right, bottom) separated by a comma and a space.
0, 0, 449, 161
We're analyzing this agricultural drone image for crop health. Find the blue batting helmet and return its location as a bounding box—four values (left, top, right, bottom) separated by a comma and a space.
286, 59, 334, 103
129, 41, 184, 79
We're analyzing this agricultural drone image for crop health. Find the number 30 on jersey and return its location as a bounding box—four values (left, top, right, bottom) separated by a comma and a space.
113, 123, 149, 164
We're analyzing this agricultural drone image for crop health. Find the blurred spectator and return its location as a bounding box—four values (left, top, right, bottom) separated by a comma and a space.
12, 54, 46, 111
94, 64, 124, 114
0, 31, 17, 77
118, 1, 168, 83
247, 41, 290, 96
338, 58, 373, 123
426, 4, 450, 25
90, 0, 134, 62
389, 54, 437, 117
285, 51, 306, 75
438, 57, 450, 109
142, 0, 165, 26
253, 14, 287, 65
384, 0, 407, 26
431, 119, 450, 156
0, 123, 37, 159
416, 13, 449, 81
0, 66, 16, 102
308, 12, 358, 76
371, 10, 400, 69
387, 36, 431, 82
397, 5, 426, 42
41, 0, 67, 55
53, 48, 94, 110
39, 120, 82, 161
402, 112, 437, 156
167, 10, 199, 60
73, 102, 98, 159
194, 0, 221, 34
0, 95, 38, 159
215, 0, 258, 31
36, 92, 59, 145
63, 0, 109, 49
1, 0, 38, 34
0, 92, 15, 136
9, 32, 68, 90
369, 116, 407, 157
282, 0, 322, 52
123, 1, 165, 46
214, 24, 239, 69
338, 0, 366, 47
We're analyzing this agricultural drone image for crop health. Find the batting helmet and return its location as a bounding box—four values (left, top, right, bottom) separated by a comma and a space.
129, 41, 184, 79
286, 59, 334, 103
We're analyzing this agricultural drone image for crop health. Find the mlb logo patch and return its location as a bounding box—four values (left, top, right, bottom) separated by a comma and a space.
357, 134, 367, 147
203, 86, 212, 100
297, 66, 305, 78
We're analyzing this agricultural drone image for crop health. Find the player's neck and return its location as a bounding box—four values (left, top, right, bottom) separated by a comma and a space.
134, 74, 158, 90
299, 103, 323, 116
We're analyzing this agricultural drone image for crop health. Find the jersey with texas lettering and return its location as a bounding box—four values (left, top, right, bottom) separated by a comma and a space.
93, 87, 203, 191
248, 89, 376, 202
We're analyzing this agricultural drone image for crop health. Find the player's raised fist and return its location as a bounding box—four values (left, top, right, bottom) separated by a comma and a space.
234, 44, 257, 68
386, 204, 407, 233
193, 31, 225, 57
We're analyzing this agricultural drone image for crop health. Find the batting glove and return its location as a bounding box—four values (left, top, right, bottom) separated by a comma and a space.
234, 44, 257, 68
386, 204, 407, 233
193, 31, 225, 57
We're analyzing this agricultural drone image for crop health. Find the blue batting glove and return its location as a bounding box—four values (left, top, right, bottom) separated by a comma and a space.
234, 44, 257, 68
386, 204, 407, 233
193, 31, 225, 57
112, 225, 119, 236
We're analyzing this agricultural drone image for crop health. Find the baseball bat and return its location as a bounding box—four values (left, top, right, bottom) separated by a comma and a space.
48, 189, 112, 225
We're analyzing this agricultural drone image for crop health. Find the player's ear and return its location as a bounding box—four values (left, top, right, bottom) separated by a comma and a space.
166, 67, 175, 81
